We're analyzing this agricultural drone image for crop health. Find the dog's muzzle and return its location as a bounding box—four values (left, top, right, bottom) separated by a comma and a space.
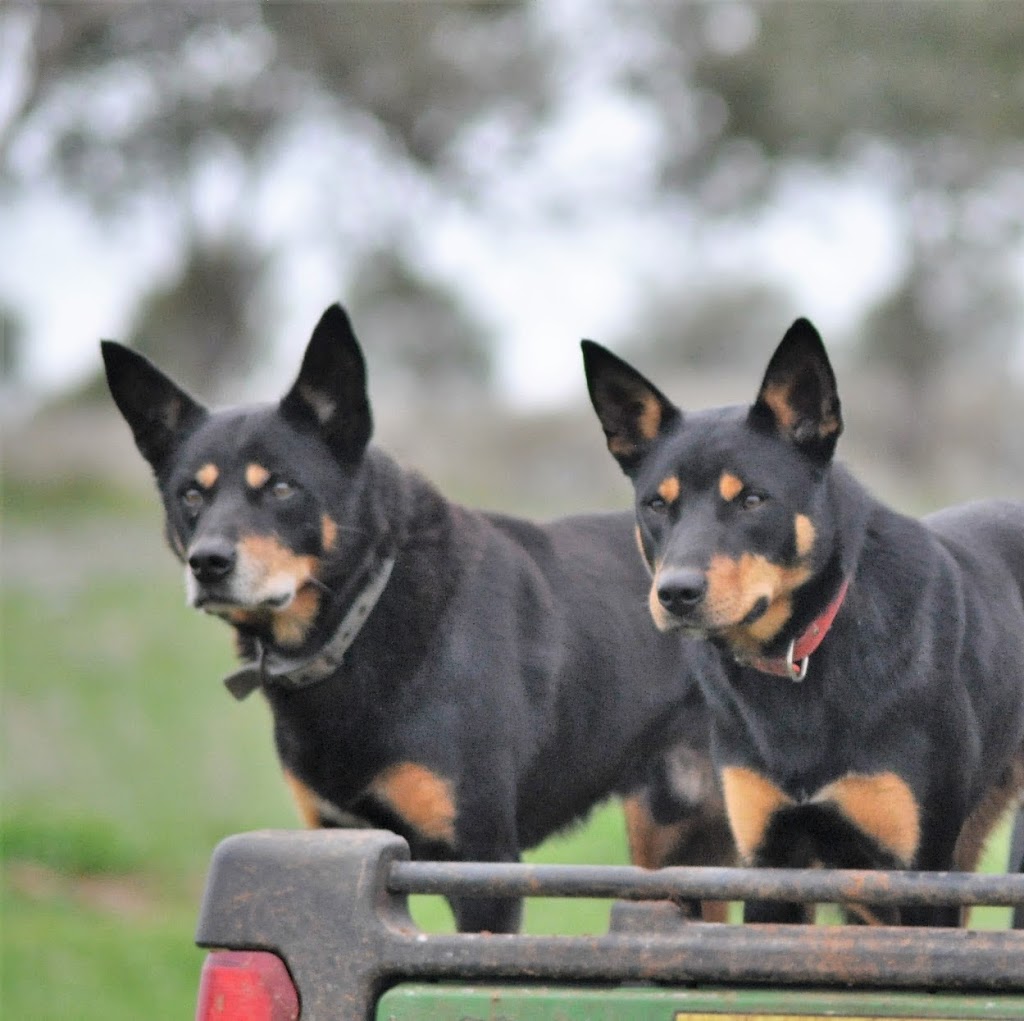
655, 566, 707, 620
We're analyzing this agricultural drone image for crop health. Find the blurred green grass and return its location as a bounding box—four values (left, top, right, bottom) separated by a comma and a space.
1, 482, 641, 1017
1, 480, 1016, 1019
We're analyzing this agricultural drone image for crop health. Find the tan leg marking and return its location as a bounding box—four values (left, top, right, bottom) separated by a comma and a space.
283, 769, 321, 828
954, 752, 1024, 873
816, 772, 921, 866
369, 763, 457, 844
721, 766, 793, 863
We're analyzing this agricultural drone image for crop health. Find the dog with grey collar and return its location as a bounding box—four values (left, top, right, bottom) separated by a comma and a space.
101, 304, 730, 933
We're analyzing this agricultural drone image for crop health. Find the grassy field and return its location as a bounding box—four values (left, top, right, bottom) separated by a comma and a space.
1, 478, 1016, 1019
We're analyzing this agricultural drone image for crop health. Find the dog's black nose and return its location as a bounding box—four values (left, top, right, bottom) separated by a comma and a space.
657, 567, 707, 613
188, 538, 236, 583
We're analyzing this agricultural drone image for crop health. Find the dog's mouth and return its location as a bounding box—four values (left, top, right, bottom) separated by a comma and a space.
186, 571, 303, 614
192, 589, 296, 613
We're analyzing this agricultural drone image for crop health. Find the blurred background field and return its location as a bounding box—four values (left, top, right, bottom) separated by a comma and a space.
3, 2, 1024, 1018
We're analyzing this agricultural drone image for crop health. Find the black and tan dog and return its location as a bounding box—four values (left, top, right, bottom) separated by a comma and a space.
583, 318, 1024, 925
101, 304, 730, 933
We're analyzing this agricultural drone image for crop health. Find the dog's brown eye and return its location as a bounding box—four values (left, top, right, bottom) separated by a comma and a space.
645, 496, 667, 513
741, 492, 765, 510
182, 488, 203, 512
271, 480, 295, 500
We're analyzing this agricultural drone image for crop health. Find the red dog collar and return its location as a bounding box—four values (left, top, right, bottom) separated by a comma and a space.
749, 579, 850, 682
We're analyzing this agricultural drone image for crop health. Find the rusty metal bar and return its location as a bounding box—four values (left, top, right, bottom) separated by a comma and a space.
388, 860, 1024, 907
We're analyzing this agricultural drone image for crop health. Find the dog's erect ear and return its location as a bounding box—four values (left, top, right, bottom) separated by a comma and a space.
101, 341, 208, 476
748, 318, 842, 464
581, 340, 681, 475
280, 304, 372, 461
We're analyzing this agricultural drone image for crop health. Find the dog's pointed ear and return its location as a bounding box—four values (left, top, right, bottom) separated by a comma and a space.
581, 340, 681, 475
101, 341, 207, 476
748, 318, 842, 464
280, 304, 372, 461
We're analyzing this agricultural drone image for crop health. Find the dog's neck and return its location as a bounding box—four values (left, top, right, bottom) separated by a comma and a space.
223, 546, 397, 700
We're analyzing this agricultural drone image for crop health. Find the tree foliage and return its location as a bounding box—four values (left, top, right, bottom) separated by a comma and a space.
3, 1, 1023, 399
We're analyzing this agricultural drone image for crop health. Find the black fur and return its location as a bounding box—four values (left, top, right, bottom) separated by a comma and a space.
583, 318, 1024, 926
102, 303, 729, 933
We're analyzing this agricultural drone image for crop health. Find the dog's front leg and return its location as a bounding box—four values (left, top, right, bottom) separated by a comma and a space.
447, 799, 523, 934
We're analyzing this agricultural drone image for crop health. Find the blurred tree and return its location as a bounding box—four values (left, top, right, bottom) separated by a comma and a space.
349, 249, 492, 400
624, 1, 1024, 380
619, 279, 796, 374
0, 1, 550, 387
3, 0, 1023, 415
1, 301, 24, 384
130, 241, 267, 396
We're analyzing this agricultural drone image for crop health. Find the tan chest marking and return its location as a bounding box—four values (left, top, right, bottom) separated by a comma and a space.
815, 772, 921, 865
369, 762, 457, 844
721, 766, 793, 863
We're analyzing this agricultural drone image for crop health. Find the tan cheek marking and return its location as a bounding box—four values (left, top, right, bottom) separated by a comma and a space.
238, 534, 316, 581
245, 463, 271, 489
760, 381, 797, 431
657, 475, 680, 504
321, 515, 338, 551
718, 472, 744, 502
815, 772, 921, 866
369, 763, 457, 844
708, 552, 811, 648
196, 463, 219, 489
721, 766, 793, 863
794, 514, 816, 558
283, 769, 322, 828
271, 586, 321, 647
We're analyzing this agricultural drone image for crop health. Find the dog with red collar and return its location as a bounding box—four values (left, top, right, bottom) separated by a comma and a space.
583, 319, 1024, 926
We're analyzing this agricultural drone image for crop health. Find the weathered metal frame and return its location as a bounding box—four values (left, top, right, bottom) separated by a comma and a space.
194, 829, 1024, 1021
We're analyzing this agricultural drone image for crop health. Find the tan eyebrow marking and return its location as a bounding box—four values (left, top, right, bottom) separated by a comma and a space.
245, 463, 271, 489
719, 472, 744, 502
657, 476, 680, 504
195, 463, 219, 489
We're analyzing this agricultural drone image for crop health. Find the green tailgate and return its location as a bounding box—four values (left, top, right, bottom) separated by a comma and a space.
376, 985, 1024, 1020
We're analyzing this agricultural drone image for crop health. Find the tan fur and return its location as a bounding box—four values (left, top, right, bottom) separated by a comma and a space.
794, 513, 816, 558
816, 772, 921, 866
658, 476, 681, 504
283, 769, 322, 828
245, 463, 271, 489
271, 586, 321, 647
760, 381, 797, 431
954, 752, 1024, 873
721, 765, 793, 862
195, 463, 219, 489
637, 393, 663, 441
647, 578, 675, 631
321, 514, 339, 551
718, 472, 744, 502
369, 762, 457, 844
708, 552, 811, 650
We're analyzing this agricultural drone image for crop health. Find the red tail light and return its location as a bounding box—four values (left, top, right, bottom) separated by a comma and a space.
196, 950, 300, 1021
